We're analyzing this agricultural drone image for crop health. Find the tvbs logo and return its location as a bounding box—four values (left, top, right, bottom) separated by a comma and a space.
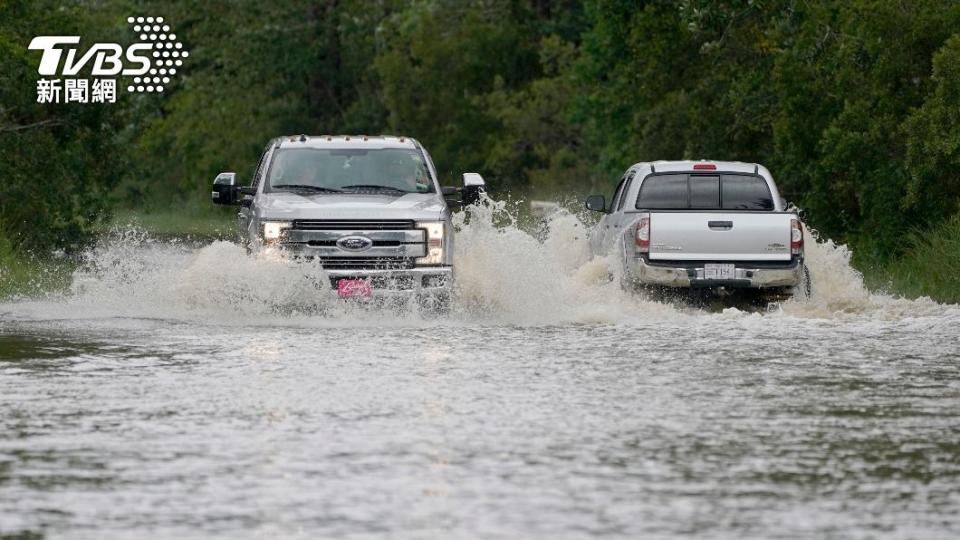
29, 16, 188, 104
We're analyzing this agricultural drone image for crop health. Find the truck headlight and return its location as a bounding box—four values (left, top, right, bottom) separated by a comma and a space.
416, 220, 444, 265
261, 221, 292, 243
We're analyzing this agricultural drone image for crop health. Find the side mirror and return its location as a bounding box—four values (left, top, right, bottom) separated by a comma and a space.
585, 194, 606, 212
212, 172, 238, 205
461, 172, 486, 206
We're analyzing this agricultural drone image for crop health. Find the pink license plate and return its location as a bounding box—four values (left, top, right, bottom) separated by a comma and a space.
337, 278, 373, 298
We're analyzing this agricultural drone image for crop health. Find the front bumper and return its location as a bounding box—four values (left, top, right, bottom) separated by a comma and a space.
625, 255, 803, 289
257, 243, 452, 298
324, 267, 453, 298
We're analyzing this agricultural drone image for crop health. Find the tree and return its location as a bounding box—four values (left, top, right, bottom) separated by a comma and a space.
0, 0, 126, 250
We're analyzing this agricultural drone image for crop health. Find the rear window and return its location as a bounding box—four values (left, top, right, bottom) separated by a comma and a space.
690, 175, 720, 208
635, 174, 687, 208
721, 175, 774, 210
636, 173, 774, 210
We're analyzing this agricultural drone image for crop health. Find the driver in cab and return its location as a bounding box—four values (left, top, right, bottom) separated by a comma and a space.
380, 155, 429, 193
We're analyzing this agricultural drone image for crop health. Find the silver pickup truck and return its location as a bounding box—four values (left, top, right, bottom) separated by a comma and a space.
586, 160, 809, 299
211, 135, 484, 308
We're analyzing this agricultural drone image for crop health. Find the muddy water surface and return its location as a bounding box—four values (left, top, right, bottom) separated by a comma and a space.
1, 204, 958, 539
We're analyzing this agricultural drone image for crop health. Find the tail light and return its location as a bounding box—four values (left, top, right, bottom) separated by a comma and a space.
791, 218, 803, 255
635, 214, 650, 252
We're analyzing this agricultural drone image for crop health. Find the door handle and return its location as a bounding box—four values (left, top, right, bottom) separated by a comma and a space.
708, 220, 733, 229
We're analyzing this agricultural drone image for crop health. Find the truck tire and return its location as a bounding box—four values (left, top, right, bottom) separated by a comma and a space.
792, 264, 812, 300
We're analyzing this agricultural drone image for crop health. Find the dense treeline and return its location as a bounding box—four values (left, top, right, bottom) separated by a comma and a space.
0, 2, 127, 250
2, 0, 960, 271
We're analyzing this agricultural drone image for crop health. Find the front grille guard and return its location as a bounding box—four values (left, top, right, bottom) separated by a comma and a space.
282, 220, 428, 271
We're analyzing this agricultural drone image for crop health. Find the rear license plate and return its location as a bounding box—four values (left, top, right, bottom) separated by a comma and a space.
337, 278, 373, 298
704, 263, 736, 280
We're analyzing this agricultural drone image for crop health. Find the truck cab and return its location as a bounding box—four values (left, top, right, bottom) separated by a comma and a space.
211, 135, 484, 307
586, 160, 809, 299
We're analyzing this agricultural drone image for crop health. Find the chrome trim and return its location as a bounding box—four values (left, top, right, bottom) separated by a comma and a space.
335, 235, 374, 252
283, 229, 425, 243
293, 219, 414, 230
282, 244, 426, 258
625, 255, 803, 289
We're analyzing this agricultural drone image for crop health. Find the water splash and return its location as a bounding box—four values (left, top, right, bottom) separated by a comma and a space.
1, 200, 954, 326
27, 226, 336, 323
450, 197, 671, 324
778, 227, 951, 319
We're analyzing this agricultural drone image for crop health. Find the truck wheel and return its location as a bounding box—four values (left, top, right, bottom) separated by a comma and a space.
792, 264, 812, 300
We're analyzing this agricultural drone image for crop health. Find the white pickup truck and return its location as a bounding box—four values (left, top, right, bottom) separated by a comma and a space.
210, 134, 485, 310
586, 160, 809, 299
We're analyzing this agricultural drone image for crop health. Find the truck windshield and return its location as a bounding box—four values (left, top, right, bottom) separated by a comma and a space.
267, 148, 434, 194
636, 174, 774, 210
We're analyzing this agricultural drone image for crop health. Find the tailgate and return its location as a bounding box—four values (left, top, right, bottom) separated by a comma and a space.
648, 212, 793, 261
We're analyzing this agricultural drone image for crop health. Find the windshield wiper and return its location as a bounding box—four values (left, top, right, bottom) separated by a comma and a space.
339, 184, 408, 193
272, 184, 342, 193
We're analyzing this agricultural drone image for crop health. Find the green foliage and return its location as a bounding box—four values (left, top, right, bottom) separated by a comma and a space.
902, 35, 960, 224
0, 0, 126, 251
775, 0, 960, 260
482, 35, 594, 195
374, 0, 543, 186
0, 230, 74, 298
3, 0, 960, 302
576, 0, 960, 263
102, 205, 235, 239
876, 213, 960, 303
128, 0, 396, 207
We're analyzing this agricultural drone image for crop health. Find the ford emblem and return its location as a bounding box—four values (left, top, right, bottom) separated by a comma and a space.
336, 235, 374, 252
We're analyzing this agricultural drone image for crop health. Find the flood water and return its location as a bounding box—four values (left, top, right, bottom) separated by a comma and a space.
2, 203, 959, 539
